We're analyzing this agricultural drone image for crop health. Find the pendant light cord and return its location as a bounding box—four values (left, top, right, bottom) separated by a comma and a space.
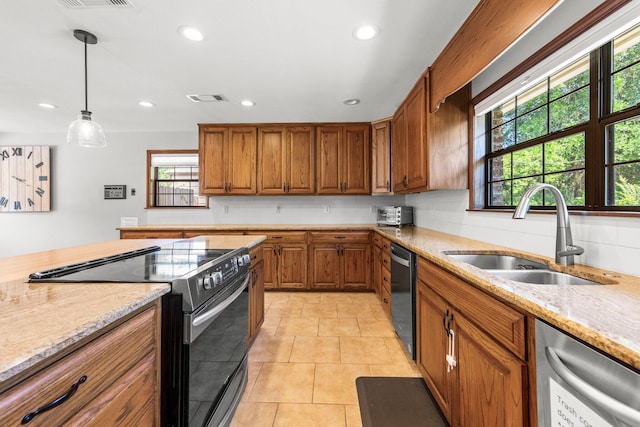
84, 40, 88, 113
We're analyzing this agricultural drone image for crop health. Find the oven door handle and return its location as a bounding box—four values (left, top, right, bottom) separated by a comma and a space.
192, 273, 249, 329
546, 346, 640, 425
390, 251, 410, 267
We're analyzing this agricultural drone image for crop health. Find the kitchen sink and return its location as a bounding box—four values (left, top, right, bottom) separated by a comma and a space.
489, 270, 603, 285
443, 252, 549, 270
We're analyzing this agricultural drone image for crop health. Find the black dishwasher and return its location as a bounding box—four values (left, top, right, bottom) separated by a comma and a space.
390, 242, 416, 360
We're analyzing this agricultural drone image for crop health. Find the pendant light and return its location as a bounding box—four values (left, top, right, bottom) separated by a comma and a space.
67, 29, 106, 148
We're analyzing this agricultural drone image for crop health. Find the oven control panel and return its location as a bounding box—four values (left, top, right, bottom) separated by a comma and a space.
199, 253, 250, 291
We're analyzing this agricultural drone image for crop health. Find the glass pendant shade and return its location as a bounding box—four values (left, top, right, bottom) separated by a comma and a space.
66, 110, 106, 147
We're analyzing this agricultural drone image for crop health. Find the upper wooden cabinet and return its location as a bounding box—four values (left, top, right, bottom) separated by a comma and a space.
393, 76, 428, 193
258, 126, 315, 194
371, 119, 392, 195
391, 71, 470, 194
316, 124, 371, 194
199, 125, 257, 195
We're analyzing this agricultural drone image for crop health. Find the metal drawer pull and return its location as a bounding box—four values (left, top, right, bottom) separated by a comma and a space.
546, 346, 640, 425
22, 375, 88, 424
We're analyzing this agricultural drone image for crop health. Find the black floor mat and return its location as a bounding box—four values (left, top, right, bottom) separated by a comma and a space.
356, 377, 448, 427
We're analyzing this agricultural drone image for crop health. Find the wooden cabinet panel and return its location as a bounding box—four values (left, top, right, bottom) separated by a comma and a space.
392, 108, 407, 193
373, 244, 382, 296
249, 257, 265, 344
264, 232, 308, 242
263, 243, 276, 290
342, 243, 370, 289
416, 282, 453, 424
308, 231, 370, 243
455, 312, 527, 427
371, 119, 392, 195
278, 244, 307, 289
0, 305, 159, 426
405, 80, 428, 191
316, 124, 370, 194
308, 244, 341, 290
258, 126, 315, 194
199, 125, 257, 195
120, 230, 184, 239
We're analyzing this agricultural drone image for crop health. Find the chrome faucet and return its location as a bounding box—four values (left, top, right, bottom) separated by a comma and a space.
513, 183, 584, 266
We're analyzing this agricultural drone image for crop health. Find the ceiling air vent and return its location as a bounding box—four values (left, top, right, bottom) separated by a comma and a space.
186, 94, 228, 103
57, 0, 134, 8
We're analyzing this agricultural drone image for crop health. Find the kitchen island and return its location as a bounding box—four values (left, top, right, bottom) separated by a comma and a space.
0, 234, 264, 425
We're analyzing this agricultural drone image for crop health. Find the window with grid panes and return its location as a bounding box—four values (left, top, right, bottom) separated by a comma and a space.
147, 150, 208, 208
484, 23, 640, 211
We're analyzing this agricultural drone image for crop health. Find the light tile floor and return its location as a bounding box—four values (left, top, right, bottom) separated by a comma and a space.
230, 292, 421, 427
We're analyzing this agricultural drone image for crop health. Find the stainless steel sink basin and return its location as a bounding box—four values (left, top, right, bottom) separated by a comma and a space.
443, 252, 548, 270
489, 270, 603, 285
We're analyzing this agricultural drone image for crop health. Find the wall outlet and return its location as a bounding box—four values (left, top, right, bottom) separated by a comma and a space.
323, 205, 330, 213
223, 205, 229, 214
276, 205, 281, 214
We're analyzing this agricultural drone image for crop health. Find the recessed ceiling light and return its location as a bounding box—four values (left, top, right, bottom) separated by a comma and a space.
38, 103, 58, 109
178, 25, 204, 42
343, 98, 360, 105
241, 100, 256, 107
353, 25, 378, 40
138, 100, 155, 108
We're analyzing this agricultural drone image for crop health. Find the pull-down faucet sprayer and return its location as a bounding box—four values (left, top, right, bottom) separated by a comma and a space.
513, 183, 584, 266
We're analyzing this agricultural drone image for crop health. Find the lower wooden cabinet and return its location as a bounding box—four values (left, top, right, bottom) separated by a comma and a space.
308, 232, 371, 290
263, 232, 308, 289
249, 245, 264, 344
416, 257, 528, 427
0, 302, 161, 426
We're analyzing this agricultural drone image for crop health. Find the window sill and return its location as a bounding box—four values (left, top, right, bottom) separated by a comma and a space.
467, 208, 640, 218
145, 206, 209, 210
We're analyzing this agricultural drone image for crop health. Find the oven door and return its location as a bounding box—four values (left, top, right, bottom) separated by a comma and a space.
183, 272, 250, 427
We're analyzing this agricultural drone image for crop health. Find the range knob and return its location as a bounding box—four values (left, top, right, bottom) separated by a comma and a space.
203, 271, 223, 290
237, 254, 251, 267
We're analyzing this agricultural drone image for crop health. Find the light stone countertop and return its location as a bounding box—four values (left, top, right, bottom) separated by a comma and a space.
375, 226, 640, 371
0, 234, 265, 386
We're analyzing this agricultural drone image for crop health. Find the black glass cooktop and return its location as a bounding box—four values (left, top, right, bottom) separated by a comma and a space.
29, 240, 232, 283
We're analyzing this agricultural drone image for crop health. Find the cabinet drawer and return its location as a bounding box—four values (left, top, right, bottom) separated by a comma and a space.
249, 244, 264, 266
263, 231, 307, 242
183, 231, 245, 238
418, 258, 526, 359
120, 231, 183, 239
381, 267, 391, 295
372, 233, 382, 247
309, 231, 370, 243
381, 286, 391, 319
381, 251, 391, 271
0, 306, 158, 426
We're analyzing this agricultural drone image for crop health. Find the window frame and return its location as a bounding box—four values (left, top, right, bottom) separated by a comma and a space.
471, 1, 640, 215
146, 149, 209, 209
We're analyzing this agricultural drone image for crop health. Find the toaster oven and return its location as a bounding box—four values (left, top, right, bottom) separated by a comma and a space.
377, 206, 413, 227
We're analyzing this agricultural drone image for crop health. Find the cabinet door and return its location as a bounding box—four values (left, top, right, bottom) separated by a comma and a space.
286, 126, 315, 194
404, 78, 428, 191
308, 244, 341, 289
416, 282, 453, 425
199, 127, 228, 194
372, 120, 392, 195
258, 127, 286, 194
278, 243, 307, 289
227, 127, 257, 194
249, 261, 265, 343
263, 243, 277, 289
454, 312, 527, 427
341, 243, 371, 289
343, 125, 370, 194
392, 109, 407, 192
373, 245, 382, 296
316, 126, 342, 194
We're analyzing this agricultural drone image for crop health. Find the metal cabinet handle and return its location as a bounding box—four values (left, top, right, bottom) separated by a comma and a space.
22, 375, 88, 424
334, 236, 346, 239
383, 298, 389, 304
402, 175, 407, 187
545, 346, 640, 425
390, 251, 410, 267
386, 180, 390, 191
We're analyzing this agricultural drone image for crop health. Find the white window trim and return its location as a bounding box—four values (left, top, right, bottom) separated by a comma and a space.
474, 1, 640, 116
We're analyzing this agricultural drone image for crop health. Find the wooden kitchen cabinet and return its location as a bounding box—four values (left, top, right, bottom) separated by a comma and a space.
199, 125, 257, 194
263, 232, 308, 289
248, 244, 264, 345
393, 75, 428, 193
0, 302, 161, 426
372, 233, 391, 316
308, 232, 371, 290
371, 119, 392, 195
316, 124, 371, 194
416, 257, 528, 427
391, 70, 470, 194
257, 125, 315, 194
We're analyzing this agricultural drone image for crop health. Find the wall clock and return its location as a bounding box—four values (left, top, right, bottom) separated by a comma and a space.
0, 146, 51, 212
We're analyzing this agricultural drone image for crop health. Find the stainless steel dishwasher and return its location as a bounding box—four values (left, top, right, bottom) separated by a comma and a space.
536, 319, 640, 426
390, 242, 416, 360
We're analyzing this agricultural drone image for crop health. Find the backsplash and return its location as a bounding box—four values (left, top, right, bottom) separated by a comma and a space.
407, 190, 640, 277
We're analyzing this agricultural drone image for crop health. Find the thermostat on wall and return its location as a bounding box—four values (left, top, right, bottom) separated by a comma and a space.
104, 185, 127, 199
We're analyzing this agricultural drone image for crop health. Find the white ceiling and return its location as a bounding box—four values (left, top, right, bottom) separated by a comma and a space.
0, 0, 480, 134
